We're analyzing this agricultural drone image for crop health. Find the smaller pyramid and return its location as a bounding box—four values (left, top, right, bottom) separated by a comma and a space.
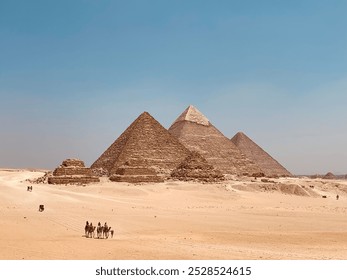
48, 159, 100, 184
230, 132, 292, 177
323, 172, 335, 179
170, 151, 225, 182
110, 157, 164, 183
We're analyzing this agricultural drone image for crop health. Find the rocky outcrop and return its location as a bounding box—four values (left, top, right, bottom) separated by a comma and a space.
171, 151, 225, 183
48, 159, 100, 185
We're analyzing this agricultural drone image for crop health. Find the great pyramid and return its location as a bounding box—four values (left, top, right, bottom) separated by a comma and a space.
91, 112, 191, 178
171, 151, 225, 182
168, 105, 262, 175
230, 132, 292, 177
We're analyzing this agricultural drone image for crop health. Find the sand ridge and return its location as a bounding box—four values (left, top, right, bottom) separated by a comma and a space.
1, 169, 347, 260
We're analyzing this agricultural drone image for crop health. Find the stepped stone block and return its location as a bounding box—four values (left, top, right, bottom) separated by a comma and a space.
109, 158, 164, 183
171, 151, 225, 182
49, 159, 100, 185
48, 176, 100, 184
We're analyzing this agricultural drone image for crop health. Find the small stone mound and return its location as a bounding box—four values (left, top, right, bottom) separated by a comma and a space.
278, 183, 309, 196
256, 183, 309, 196
48, 159, 100, 185
323, 172, 335, 180
109, 158, 164, 183
170, 151, 225, 183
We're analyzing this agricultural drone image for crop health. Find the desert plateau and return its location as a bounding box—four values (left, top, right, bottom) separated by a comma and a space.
1, 168, 347, 260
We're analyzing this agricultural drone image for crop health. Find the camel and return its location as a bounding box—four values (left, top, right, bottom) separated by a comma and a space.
87, 225, 96, 238
84, 223, 95, 238
84, 221, 89, 236
97, 225, 103, 239
84, 221, 113, 239
103, 226, 111, 239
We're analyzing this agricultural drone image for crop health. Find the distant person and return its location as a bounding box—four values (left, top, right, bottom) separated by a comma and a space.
336, 194, 339, 200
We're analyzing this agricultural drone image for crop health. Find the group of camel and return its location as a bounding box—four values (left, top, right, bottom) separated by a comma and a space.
84, 221, 114, 239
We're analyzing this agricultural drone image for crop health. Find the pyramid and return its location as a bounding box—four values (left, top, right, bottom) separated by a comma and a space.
109, 157, 164, 183
323, 172, 335, 179
171, 151, 225, 182
48, 159, 100, 184
91, 112, 191, 178
230, 132, 292, 177
168, 105, 262, 175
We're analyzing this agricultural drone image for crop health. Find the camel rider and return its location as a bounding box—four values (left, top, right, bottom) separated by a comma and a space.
104, 222, 108, 229
98, 222, 101, 227
86, 221, 89, 226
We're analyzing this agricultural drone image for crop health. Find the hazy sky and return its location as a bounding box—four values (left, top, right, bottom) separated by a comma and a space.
1, 0, 346, 174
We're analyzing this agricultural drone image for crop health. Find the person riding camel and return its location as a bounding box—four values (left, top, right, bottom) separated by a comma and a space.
98, 222, 101, 227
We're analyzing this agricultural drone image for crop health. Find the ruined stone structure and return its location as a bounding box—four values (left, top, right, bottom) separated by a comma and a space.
168, 105, 262, 176
48, 159, 100, 184
91, 112, 191, 179
171, 151, 225, 182
110, 158, 164, 183
231, 132, 292, 177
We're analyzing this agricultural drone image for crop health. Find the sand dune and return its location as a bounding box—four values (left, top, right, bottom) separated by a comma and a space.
1, 169, 347, 260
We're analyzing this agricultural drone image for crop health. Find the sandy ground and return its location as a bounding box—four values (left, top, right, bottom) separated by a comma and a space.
1, 169, 347, 260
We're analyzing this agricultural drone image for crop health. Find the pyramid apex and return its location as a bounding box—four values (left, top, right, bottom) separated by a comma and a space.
172, 105, 210, 126
136, 111, 155, 120
140, 111, 151, 116
235, 131, 247, 137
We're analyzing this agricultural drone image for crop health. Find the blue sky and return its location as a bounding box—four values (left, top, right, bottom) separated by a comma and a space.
1, 0, 346, 174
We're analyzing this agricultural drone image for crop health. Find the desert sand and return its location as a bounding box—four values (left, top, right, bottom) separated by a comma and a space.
1, 169, 347, 260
